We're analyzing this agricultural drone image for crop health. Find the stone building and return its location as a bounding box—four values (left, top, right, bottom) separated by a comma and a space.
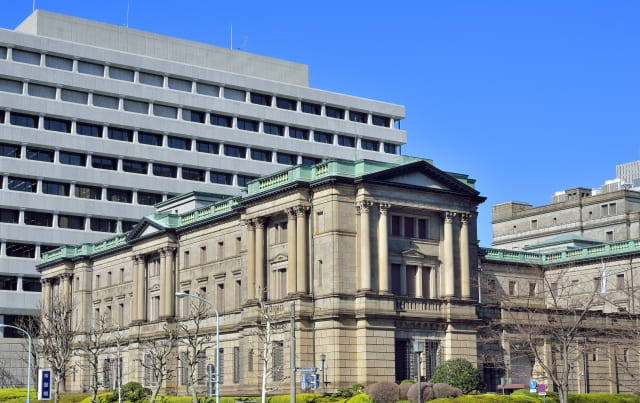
38, 157, 484, 395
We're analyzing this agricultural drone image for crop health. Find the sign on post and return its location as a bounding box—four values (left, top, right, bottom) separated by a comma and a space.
38, 369, 52, 400
529, 380, 537, 393
538, 384, 547, 396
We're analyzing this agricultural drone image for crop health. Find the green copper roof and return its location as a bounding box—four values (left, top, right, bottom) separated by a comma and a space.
483, 238, 640, 265
39, 156, 474, 266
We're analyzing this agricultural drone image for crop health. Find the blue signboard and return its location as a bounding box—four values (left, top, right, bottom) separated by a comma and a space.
529, 380, 537, 393
38, 369, 52, 400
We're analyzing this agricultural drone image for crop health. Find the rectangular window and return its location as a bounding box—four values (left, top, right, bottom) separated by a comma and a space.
301, 156, 320, 166
138, 131, 162, 146
372, 115, 390, 127
183, 109, 205, 123
550, 282, 558, 298
224, 87, 245, 101
197, 350, 207, 384
183, 251, 190, 268
528, 282, 536, 297
42, 181, 70, 196
349, 110, 367, 123
210, 113, 232, 128
76, 122, 102, 137
233, 346, 240, 384
0, 78, 22, 94
122, 159, 148, 174
218, 242, 225, 261
153, 104, 177, 119
314, 131, 333, 144
92, 155, 118, 170
531, 219, 538, 229
617, 274, 625, 290
153, 164, 177, 178
182, 167, 206, 182
168, 77, 192, 92
139, 71, 163, 87
277, 153, 297, 165
251, 149, 272, 162
224, 145, 246, 159
93, 94, 119, 109
384, 143, 398, 154
594, 277, 602, 292
237, 175, 256, 187
24, 211, 53, 227
6, 242, 36, 258
168, 136, 191, 150
196, 140, 218, 154
109, 66, 134, 81
237, 118, 259, 132
606, 231, 614, 242
609, 203, 617, 215
338, 135, 355, 148
196, 82, 219, 96
417, 219, 427, 239
28, 83, 56, 99
123, 99, 148, 114
211, 172, 233, 185
12, 49, 40, 65
26, 147, 54, 162
91, 218, 117, 233
107, 188, 133, 203
508, 281, 517, 296
75, 185, 102, 200
59, 151, 87, 166
250, 92, 271, 106
77, 60, 104, 76
108, 127, 134, 142
404, 217, 415, 238
272, 341, 284, 381
217, 283, 225, 314
0, 143, 21, 158
325, 106, 345, 119
44, 117, 71, 133
138, 192, 163, 206
276, 97, 296, 110
0, 209, 20, 223
58, 214, 85, 230
289, 127, 309, 140
361, 139, 379, 151
301, 102, 321, 115
391, 215, 401, 236
8, 176, 37, 192
10, 112, 38, 128
264, 123, 284, 136
61, 89, 88, 104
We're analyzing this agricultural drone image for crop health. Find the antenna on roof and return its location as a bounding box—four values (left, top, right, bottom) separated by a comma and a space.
126, 0, 130, 27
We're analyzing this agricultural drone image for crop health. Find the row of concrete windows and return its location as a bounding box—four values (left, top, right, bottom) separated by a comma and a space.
1, 45, 397, 127
0, 207, 137, 232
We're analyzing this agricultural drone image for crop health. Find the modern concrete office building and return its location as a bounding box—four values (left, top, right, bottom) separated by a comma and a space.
0, 10, 406, 334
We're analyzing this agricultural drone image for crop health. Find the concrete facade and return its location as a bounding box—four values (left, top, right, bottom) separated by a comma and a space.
38, 158, 484, 395
0, 10, 406, 338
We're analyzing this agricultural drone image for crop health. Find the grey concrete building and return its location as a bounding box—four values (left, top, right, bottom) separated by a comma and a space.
0, 9, 405, 356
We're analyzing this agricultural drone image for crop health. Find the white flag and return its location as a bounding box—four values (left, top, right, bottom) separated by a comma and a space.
601, 260, 607, 294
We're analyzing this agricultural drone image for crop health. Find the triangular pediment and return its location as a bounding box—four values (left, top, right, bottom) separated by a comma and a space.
401, 248, 427, 259
269, 253, 288, 264
361, 160, 483, 199
126, 218, 167, 242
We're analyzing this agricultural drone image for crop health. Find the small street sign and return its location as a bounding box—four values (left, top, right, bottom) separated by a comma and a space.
529, 380, 537, 393
538, 384, 547, 396
38, 369, 52, 400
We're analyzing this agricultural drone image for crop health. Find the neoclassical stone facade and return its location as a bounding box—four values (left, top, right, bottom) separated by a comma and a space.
38, 157, 485, 395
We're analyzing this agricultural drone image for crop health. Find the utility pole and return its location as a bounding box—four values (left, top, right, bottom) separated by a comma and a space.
290, 301, 296, 403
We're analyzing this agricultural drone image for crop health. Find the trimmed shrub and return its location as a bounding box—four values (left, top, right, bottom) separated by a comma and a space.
407, 382, 435, 402
346, 393, 372, 403
399, 382, 414, 400
430, 358, 483, 394
365, 381, 400, 403
432, 383, 462, 399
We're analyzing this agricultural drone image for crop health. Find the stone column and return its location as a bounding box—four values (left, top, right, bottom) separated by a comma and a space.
416, 264, 423, 298
286, 208, 297, 295
378, 203, 390, 294
430, 267, 437, 299
296, 206, 309, 294
460, 214, 471, 299
247, 220, 256, 300
159, 249, 167, 318
255, 218, 266, 299
358, 200, 373, 291
400, 264, 407, 295
135, 255, 145, 322
131, 256, 139, 322
443, 212, 456, 298
41, 278, 51, 315
166, 248, 175, 317
61, 274, 71, 306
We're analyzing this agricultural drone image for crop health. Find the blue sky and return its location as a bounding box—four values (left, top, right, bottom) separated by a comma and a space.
2, 1, 639, 246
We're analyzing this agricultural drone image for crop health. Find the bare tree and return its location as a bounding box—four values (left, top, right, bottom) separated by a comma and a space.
77, 314, 109, 403
111, 328, 126, 403
256, 291, 287, 403
480, 264, 601, 403
36, 296, 76, 403
177, 298, 212, 403
139, 325, 178, 403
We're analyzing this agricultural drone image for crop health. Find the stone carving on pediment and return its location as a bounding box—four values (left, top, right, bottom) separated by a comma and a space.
269, 253, 289, 264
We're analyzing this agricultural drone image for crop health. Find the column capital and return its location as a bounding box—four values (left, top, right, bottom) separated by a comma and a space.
286, 207, 298, 219
379, 202, 391, 214
244, 219, 256, 230
460, 213, 472, 224
294, 205, 309, 217
254, 216, 266, 229
356, 199, 374, 214
444, 211, 457, 222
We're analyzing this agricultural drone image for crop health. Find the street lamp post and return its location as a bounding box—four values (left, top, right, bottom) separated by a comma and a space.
319, 353, 326, 394
0, 324, 32, 403
412, 341, 424, 403
175, 292, 219, 403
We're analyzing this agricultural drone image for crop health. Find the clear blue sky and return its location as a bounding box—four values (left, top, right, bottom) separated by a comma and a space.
2, 1, 639, 247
